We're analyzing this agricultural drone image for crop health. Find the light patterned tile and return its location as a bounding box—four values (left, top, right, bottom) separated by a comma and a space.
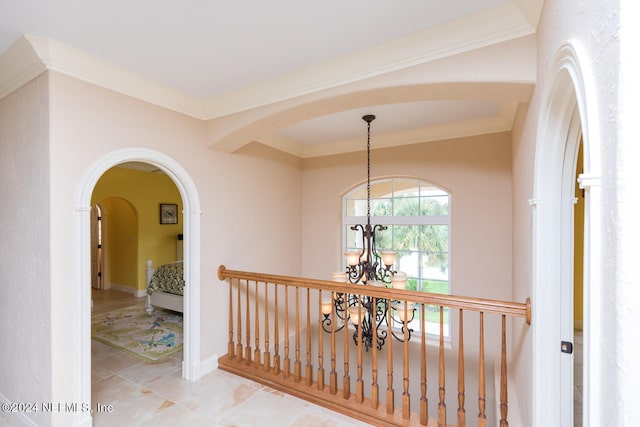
138, 403, 216, 427
118, 355, 182, 387
92, 375, 140, 408
93, 388, 174, 427
216, 389, 309, 426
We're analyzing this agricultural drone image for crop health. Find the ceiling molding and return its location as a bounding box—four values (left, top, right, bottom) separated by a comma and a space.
201, 2, 537, 119
256, 104, 519, 159
0, 2, 537, 122
208, 82, 534, 155
0, 35, 47, 101
1, 35, 207, 119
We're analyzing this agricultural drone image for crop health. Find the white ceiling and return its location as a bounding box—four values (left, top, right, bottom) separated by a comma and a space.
0, 0, 541, 156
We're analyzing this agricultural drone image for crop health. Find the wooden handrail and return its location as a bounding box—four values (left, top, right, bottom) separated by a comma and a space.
217, 265, 531, 427
218, 265, 531, 324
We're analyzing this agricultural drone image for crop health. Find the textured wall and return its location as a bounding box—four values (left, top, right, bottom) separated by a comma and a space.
0, 74, 51, 426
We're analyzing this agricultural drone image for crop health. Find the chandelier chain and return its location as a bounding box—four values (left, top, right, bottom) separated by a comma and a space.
367, 118, 371, 219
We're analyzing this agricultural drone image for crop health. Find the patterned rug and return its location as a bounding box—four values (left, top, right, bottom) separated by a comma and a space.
92, 305, 183, 362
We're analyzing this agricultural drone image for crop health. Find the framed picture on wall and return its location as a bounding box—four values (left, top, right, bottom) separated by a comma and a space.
160, 203, 178, 224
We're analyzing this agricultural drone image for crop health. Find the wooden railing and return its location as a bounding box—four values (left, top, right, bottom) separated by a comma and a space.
217, 266, 531, 427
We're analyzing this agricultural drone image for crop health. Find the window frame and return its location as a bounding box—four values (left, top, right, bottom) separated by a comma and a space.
342, 177, 451, 337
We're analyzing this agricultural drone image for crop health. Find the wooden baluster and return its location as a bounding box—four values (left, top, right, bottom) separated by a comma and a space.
245, 280, 252, 365
438, 306, 446, 427
343, 294, 351, 399
330, 291, 338, 395
478, 312, 486, 427
420, 304, 428, 425
386, 298, 394, 415
236, 279, 243, 363
264, 282, 270, 372
457, 309, 465, 427
402, 301, 411, 420
356, 299, 364, 404
254, 281, 261, 365
500, 315, 509, 426
318, 290, 325, 391
273, 283, 280, 375
295, 286, 302, 382
306, 288, 313, 386
371, 296, 379, 410
228, 277, 234, 359
284, 285, 290, 378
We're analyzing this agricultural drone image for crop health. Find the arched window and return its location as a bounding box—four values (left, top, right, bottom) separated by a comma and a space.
343, 177, 450, 335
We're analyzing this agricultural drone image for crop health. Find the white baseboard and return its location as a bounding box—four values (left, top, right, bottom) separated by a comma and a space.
186, 354, 218, 381
109, 283, 147, 298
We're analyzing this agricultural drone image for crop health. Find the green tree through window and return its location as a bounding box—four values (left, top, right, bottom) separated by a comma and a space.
343, 178, 450, 336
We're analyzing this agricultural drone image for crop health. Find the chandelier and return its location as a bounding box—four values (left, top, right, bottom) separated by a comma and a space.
321, 114, 416, 351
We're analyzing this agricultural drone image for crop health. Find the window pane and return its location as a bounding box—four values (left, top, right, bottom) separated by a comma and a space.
417, 225, 448, 253
391, 225, 418, 252
346, 198, 368, 216
420, 195, 449, 215
345, 226, 363, 251
393, 196, 420, 216
374, 225, 392, 250
422, 278, 448, 294
371, 198, 392, 216
392, 179, 419, 197
396, 248, 420, 277
369, 179, 394, 199
422, 252, 449, 281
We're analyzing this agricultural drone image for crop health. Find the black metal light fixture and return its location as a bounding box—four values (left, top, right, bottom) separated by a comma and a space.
321, 115, 416, 351
344, 115, 398, 285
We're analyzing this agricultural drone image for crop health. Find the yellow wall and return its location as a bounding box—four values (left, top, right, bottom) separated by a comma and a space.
92, 166, 183, 292
574, 143, 584, 329
101, 197, 138, 288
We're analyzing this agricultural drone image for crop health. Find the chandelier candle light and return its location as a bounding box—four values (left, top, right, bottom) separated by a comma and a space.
321, 114, 416, 351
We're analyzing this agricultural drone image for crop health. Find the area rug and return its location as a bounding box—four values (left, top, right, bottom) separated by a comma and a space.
92, 305, 183, 362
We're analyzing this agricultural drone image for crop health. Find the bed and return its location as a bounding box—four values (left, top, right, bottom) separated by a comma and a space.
145, 259, 184, 314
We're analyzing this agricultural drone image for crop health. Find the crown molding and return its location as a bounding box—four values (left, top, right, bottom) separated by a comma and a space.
202, 2, 537, 119
0, 35, 207, 118
256, 102, 518, 159
1, 2, 537, 122
0, 35, 47, 101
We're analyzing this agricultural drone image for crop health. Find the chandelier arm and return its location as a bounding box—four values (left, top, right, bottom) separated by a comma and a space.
389, 301, 416, 341
390, 324, 414, 342
347, 224, 366, 283
321, 314, 345, 333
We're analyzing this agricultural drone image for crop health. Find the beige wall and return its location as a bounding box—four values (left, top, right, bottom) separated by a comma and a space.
44, 71, 302, 425
0, 73, 52, 427
301, 131, 513, 298
301, 131, 514, 356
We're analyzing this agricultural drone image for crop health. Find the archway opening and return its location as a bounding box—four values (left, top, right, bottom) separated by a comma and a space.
532, 42, 601, 427
75, 148, 202, 426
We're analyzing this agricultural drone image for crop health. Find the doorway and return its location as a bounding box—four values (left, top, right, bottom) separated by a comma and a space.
91, 203, 104, 290
532, 42, 602, 427
75, 148, 202, 426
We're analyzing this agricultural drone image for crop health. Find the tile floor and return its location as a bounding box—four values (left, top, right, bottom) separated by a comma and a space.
1, 289, 370, 427
101, 290, 373, 427
1, 290, 586, 426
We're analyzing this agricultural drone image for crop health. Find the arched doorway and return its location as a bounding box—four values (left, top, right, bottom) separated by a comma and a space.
532, 42, 602, 426
75, 148, 201, 425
